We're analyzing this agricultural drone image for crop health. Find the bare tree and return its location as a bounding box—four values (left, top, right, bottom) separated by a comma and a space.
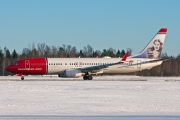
70, 46, 77, 57
87, 45, 93, 57
51, 45, 58, 57
127, 48, 132, 56
58, 47, 64, 57
83, 46, 88, 57
93, 50, 101, 57
31, 42, 37, 57
66, 45, 71, 57
37, 43, 46, 57
44, 45, 51, 57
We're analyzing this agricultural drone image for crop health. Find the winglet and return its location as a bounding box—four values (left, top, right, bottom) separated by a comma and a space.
121, 52, 129, 61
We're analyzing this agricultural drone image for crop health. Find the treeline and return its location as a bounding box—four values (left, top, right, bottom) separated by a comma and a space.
1, 43, 180, 76
135, 58, 180, 76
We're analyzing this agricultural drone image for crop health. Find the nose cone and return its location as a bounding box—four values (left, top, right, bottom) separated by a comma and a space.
6, 65, 13, 73
6, 65, 16, 73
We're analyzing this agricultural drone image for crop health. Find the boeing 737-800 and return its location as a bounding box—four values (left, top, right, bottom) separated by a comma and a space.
6, 28, 167, 80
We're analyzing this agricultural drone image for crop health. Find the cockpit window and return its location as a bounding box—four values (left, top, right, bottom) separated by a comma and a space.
12, 62, 19, 66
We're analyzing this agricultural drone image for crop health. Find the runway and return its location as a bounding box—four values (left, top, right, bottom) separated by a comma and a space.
0, 75, 180, 120
1, 75, 180, 81
0, 115, 180, 120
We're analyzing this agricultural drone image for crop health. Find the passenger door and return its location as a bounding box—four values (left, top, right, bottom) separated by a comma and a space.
137, 60, 141, 68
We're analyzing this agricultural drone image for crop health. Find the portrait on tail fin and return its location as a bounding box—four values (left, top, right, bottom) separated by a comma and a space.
130, 28, 167, 59
146, 39, 163, 59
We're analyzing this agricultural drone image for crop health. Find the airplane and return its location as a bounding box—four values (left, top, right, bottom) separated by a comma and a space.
6, 28, 167, 80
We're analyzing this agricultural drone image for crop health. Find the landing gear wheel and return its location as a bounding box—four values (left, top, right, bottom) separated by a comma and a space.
83, 75, 88, 80
83, 72, 93, 80
21, 76, 24, 80
88, 75, 93, 80
83, 75, 93, 80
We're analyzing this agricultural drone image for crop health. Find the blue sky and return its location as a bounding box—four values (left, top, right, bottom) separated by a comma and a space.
0, 0, 180, 56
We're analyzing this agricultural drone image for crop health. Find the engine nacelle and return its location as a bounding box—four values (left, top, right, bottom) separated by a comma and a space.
58, 69, 83, 78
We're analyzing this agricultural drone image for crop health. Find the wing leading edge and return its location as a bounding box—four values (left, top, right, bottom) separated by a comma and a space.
80, 52, 129, 73
118, 58, 171, 69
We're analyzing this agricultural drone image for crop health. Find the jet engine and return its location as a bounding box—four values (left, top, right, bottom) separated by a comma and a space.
58, 69, 83, 78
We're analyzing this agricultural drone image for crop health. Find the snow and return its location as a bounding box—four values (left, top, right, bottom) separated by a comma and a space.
0, 75, 180, 118
2, 75, 180, 81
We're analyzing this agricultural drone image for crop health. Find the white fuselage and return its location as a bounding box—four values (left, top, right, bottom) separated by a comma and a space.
47, 57, 162, 74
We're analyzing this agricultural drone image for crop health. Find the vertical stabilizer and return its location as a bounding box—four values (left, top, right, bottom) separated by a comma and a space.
130, 28, 167, 59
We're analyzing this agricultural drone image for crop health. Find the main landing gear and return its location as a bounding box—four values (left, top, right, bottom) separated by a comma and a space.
83, 73, 93, 80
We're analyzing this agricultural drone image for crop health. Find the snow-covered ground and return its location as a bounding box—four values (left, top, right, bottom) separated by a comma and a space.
1, 75, 180, 81
0, 75, 180, 119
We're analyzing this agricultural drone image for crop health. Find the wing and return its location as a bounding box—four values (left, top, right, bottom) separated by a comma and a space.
80, 52, 129, 73
118, 58, 172, 68
148, 58, 172, 63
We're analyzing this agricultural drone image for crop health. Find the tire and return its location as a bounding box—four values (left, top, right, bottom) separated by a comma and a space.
83, 76, 88, 80
88, 75, 93, 80
21, 76, 24, 80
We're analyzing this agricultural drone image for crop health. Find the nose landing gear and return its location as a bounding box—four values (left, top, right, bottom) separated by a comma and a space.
21, 76, 24, 80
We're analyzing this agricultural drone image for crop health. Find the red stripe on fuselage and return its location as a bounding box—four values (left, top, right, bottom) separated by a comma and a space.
6, 58, 47, 75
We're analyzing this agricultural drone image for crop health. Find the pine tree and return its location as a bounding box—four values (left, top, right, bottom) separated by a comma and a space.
120, 49, 125, 57
116, 50, 121, 57
5, 49, 11, 59
79, 50, 83, 57
12, 49, 18, 59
